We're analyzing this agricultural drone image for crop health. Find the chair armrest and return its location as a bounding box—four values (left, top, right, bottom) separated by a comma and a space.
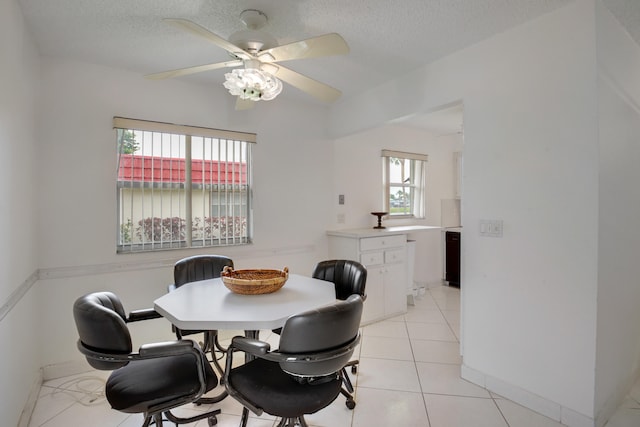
76, 340, 135, 363
260, 332, 362, 370
230, 336, 270, 356
127, 308, 162, 322
78, 339, 200, 362
139, 340, 198, 358
223, 337, 270, 417
223, 337, 270, 391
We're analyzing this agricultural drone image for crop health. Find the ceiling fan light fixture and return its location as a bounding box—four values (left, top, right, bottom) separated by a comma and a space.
150, 14, 349, 105
223, 68, 283, 101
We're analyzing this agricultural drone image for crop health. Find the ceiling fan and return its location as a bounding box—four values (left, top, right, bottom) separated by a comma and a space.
146, 9, 350, 109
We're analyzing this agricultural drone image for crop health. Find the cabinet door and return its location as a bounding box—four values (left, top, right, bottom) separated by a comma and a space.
362, 265, 385, 324
383, 262, 407, 316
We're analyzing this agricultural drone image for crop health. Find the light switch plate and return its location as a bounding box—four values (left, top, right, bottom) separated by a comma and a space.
479, 219, 503, 237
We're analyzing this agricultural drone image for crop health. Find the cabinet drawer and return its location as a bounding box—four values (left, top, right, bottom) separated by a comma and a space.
384, 249, 405, 264
360, 251, 384, 266
360, 235, 406, 251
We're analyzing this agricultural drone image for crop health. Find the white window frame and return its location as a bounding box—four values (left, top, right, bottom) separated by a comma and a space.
114, 117, 255, 253
382, 149, 428, 218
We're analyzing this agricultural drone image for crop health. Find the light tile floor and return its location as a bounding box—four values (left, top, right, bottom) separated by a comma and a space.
28, 285, 640, 427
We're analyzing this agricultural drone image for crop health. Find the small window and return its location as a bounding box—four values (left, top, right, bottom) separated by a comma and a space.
382, 150, 428, 218
114, 117, 255, 253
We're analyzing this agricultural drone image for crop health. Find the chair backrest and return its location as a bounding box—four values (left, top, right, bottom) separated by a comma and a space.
73, 291, 132, 370
278, 294, 363, 377
312, 259, 367, 301
173, 255, 234, 287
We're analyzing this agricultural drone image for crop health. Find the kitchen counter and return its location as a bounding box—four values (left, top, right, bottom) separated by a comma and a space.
326, 225, 441, 238
326, 225, 441, 324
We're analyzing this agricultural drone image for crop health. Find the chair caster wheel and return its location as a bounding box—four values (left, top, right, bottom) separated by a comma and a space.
346, 399, 356, 410
351, 365, 358, 374
208, 415, 217, 426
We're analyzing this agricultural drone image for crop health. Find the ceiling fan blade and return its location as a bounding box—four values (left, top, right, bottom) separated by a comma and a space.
145, 60, 243, 79
271, 65, 342, 103
163, 18, 248, 57
235, 97, 255, 111
259, 33, 349, 63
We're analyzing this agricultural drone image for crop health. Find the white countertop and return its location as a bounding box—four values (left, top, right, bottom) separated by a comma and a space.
327, 225, 441, 238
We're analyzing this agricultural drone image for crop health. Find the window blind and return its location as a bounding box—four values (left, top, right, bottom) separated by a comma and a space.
115, 117, 253, 253
381, 149, 428, 162
113, 117, 257, 143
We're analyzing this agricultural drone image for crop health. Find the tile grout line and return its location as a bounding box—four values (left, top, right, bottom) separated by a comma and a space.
407, 295, 434, 427
345, 326, 363, 427
490, 395, 512, 427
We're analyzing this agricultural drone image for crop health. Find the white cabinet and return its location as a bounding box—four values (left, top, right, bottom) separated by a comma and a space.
327, 232, 407, 324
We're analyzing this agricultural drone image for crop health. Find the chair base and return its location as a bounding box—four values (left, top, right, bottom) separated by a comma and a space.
275, 416, 309, 427
341, 359, 359, 409
238, 406, 310, 427
142, 408, 221, 427
165, 408, 220, 426
176, 329, 226, 376
202, 330, 227, 376
340, 387, 356, 410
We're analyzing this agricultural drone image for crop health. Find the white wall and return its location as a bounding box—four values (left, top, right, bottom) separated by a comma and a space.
0, 1, 41, 425
594, 2, 640, 425
331, 123, 462, 284
35, 57, 337, 368
8, 1, 639, 426
330, 0, 600, 424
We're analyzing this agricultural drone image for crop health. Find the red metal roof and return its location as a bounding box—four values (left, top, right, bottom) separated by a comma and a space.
118, 154, 247, 184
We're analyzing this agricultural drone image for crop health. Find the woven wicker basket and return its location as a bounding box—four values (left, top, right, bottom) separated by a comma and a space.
221, 266, 289, 295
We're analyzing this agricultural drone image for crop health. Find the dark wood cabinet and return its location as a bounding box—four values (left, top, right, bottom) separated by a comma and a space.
445, 231, 460, 287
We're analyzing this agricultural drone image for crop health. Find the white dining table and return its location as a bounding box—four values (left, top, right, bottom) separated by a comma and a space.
153, 273, 336, 333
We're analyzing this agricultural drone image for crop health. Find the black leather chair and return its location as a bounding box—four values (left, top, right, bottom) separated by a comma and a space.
224, 294, 363, 427
73, 291, 220, 427
169, 255, 234, 373
312, 259, 368, 301
311, 259, 367, 409
271, 259, 367, 408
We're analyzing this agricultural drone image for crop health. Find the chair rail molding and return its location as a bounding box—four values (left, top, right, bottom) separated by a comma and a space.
37, 244, 317, 280
0, 270, 39, 323
2, 243, 316, 319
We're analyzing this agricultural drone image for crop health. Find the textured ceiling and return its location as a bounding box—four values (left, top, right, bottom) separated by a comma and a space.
17, 0, 640, 130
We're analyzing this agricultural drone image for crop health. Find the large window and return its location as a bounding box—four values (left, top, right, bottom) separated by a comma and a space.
382, 149, 428, 218
115, 117, 254, 253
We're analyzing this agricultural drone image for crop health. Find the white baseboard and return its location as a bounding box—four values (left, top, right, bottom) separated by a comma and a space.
18, 369, 43, 427
413, 279, 446, 290
18, 361, 98, 427
560, 406, 596, 427
461, 364, 595, 427
594, 367, 640, 427
42, 360, 94, 381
